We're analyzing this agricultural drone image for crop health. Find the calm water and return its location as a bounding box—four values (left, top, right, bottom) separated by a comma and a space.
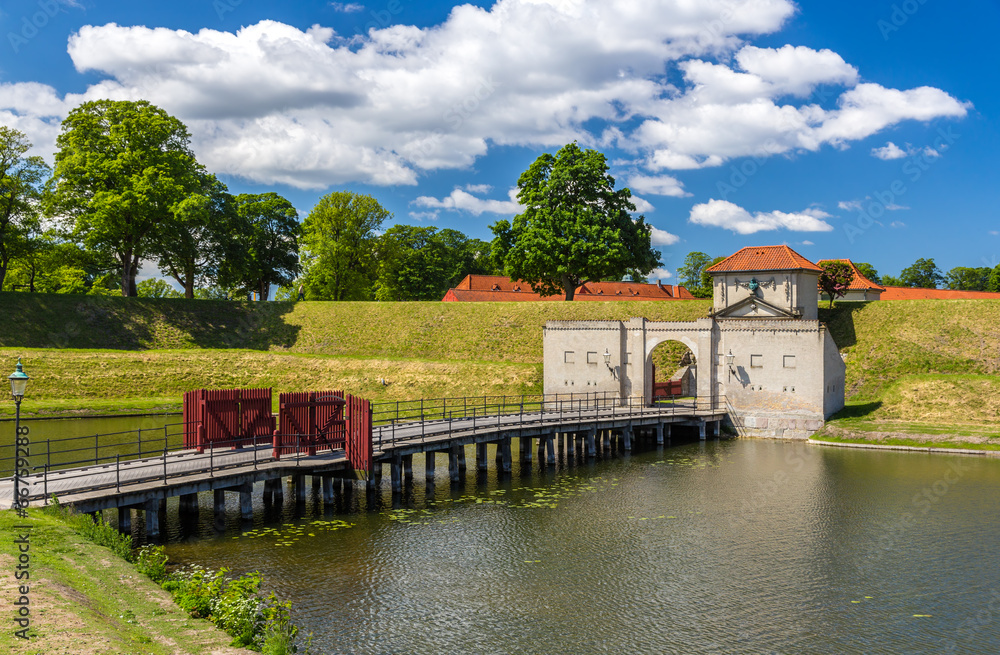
154, 438, 1000, 654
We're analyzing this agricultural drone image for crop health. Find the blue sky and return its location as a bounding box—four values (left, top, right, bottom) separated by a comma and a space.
1, 0, 997, 283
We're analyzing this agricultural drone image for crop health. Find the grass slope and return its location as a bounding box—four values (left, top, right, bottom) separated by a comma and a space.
0, 508, 251, 655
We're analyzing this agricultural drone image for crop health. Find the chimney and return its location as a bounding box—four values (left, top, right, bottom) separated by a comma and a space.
657, 279, 672, 297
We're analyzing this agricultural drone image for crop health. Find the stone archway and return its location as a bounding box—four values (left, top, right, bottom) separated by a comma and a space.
648, 339, 696, 399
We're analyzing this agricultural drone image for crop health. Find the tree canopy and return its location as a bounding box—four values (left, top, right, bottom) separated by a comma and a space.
0, 127, 49, 291
677, 251, 715, 298
300, 191, 390, 301
220, 193, 300, 301
373, 226, 492, 301
944, 266, 991, 291
899, 257, 944, 289
854, 262, 880, 285
492, 143, 661, 300
45, 100, 206, 296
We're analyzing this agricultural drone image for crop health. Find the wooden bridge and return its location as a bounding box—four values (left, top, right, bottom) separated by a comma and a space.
1, 392, 730, 540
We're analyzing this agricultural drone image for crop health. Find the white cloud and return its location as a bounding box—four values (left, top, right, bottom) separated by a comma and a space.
0, 0, 969, 188
627, 173, 689, 197
889, 221, 906, 228
885, 203, 909, 211
647, 268, 673, 282
689, 199, 834, 234
989, 230, 999, 236
413, 187, 522, 216
631, 196, 656, 214
838, 200, 863, 211
649, 226, 680, 246
408, 210, 439, 221
464, 184, 493, 194
799, 240, 814, 246
871, 142, 908, 160
329, 2, 363, 12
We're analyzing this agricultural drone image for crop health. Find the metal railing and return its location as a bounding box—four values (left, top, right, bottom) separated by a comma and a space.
370, 392, 727, 450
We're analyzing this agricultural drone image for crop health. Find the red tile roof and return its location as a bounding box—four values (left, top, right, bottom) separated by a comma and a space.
705, 245, 822, 273
816, 259, 885, 292
880, 287, 1000, 300
443, 275, 696, 302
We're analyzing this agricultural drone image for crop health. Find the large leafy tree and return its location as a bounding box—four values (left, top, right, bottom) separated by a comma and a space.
899, 257, 944, 289
0, 127, 49, 290
45, 100, 205, 296
300, 191, 389, 300
374, 225, 461, 301
987, 265, 1000, 293
220, 193, 300, 301
818, 261, 855, 308
152, 174, 237, 298
494, 142, 660, 300
944, 266, 991, 291
677, 251, 715, 298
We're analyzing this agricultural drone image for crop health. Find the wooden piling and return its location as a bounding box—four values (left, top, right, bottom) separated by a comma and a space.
402, 454, 414, 481
239, 482, 253, 520
117, 506, 131, 535
500, 437, 512, 474
145, 498, 161, 542
586, 429, 597, 457
391, 454, 403, 492
426, 451, 436, 480
477, 443, 489, 471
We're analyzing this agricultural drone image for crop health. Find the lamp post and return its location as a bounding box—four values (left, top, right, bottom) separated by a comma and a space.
725, 350, 735, 380
9, 358, 29, 512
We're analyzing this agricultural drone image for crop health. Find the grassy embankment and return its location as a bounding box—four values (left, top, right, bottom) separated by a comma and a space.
0, 292, 709, 418
0, 507, 252, 655
1, 291, 999, 447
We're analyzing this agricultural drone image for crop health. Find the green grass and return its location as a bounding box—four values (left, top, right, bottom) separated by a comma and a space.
0, 507, 251, 654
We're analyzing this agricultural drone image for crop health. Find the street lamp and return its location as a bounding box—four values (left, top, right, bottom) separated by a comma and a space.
725, 350, 735, 379
9, 358, 29, 512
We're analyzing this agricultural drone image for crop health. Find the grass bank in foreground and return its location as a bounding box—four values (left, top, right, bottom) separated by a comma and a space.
0, 507, 253, 655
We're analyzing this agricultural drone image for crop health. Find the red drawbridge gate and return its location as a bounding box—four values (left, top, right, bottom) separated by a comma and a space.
182, 388, 373, 473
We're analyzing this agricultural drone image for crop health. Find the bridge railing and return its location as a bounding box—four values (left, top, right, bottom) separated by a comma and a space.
371, 392, 728, 449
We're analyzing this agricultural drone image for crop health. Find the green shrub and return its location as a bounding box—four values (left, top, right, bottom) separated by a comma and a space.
45, 503, 135, 562
213, 571, 263, 648
163, 566, 226, 619
136, 545, 168, 583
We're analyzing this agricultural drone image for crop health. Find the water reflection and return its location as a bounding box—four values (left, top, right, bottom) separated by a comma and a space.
160, 439, 1000, 654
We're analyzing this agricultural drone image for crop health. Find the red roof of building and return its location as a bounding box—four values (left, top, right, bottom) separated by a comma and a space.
880, 287, 1000, 300
816, 259, 885, 291
443, 275, 697, 302
705, 245, 822, 273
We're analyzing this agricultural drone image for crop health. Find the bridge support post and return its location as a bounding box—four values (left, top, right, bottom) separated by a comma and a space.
656, 423, 664, 445
477, 443, 489, 472
391, 454, 402, 493
699, 422, 707, 441
602, 430, 611, 453
322, 476, 334, 505
495, 441, 504, 465
500, 437, 512, 474
213, 489, 226, 531
295, 475, 306, 504
312, 475, 321, 493
519, 436, 532, 464
426, 452, 436, 480
273, 478, 284, 504
586, 429, 597, 458
239, 482, 253, 520
118, 506, 131, 535
449, 443, 462, 483
372, 464, 382, 488
544, 433, 556, 466
179, 493, 198, 517
457, 444, 467, 473
567, 432, 576, 458
145, 498, 161, 543
713, 420, 721, 439
262, 479, 274, 505
402, 454, 414, 482
624, 426, 632, 452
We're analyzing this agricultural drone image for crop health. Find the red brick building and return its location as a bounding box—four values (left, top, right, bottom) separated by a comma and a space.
441, 275, 697, 302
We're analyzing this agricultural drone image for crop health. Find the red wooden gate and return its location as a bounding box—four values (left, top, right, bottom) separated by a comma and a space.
275, 391, 346, 457
182, 388, 275, 452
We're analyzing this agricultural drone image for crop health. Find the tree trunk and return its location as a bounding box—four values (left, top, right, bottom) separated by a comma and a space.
259, 280, 270, 302
184, 270, 194, 299
120, 253, 132, 297
562, 275, 576, 301
128, 255, 140, 297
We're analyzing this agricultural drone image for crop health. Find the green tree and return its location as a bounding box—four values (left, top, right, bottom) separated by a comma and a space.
881, 274, 904, 287
677, 251, 715, 298
300, 192, 389, 301
494, 142, 660, 300
0, 127, 49, 290
698, 256, 726, 296
944, 266, 991, 291
374, 225, 454, 301
137, 278, 183, 298
899, 257, 944, 289
987, 265, 1000, 293
219, 193, 300, 301
854, 262, 880, 284
153, 174, 237, 298
818, 260, 855, 308
45, 100, 205, 296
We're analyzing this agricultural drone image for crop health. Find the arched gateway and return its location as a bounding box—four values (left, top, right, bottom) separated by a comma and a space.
542, 246, 846, 439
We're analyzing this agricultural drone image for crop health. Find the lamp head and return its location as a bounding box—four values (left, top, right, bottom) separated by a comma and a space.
725, 350, 735, 368
9, 358, 28, 401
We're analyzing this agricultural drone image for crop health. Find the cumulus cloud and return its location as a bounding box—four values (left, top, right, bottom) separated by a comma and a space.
689, 199, 834, 234
649, 226, 680, 246
630, 196, 656, 214
330, 2, 363, 11
0, 0, 970, 188
647, 268, 674, 282
413, 187, 522, 216
628, 173, 689, 197
871, 142, 907, 160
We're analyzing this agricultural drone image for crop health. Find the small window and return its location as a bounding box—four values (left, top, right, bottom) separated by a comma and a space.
564, 351, 575, 364
750, 354, 763, 368
783, 355, 796, 368
587, 351, 598, 365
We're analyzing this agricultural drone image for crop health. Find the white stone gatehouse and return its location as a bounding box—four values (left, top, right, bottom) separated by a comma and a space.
543, 246, 846, 439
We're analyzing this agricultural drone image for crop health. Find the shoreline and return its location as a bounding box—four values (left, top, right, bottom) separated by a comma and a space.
808, 438, 1000, 457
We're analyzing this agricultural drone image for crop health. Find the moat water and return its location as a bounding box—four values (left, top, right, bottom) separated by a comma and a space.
136, 437, 1000, 654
